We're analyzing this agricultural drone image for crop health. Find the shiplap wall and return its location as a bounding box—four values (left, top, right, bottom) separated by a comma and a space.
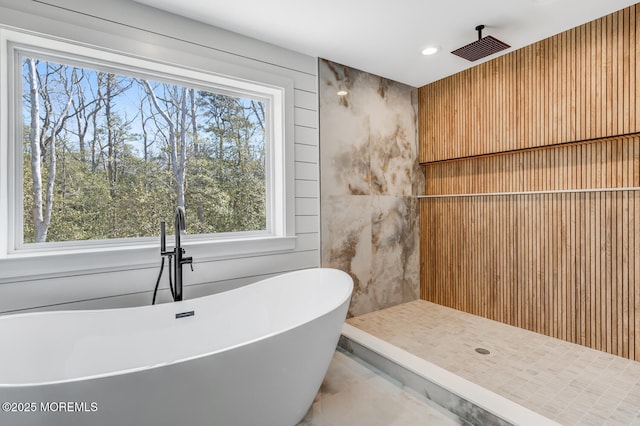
419, 4, 640, 360
0, 0, 320, 313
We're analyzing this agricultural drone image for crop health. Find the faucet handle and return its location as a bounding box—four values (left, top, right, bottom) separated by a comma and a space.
183, 256, 193, 271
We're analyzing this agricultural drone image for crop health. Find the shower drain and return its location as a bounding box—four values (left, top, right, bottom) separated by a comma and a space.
475, 347, 491, 355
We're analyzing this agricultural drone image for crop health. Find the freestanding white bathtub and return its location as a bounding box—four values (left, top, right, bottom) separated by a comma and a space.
0, 268, 353, 426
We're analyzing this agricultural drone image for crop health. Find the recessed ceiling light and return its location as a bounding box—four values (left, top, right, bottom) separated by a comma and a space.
421, 46, 439, 56
337, 90, 348, 96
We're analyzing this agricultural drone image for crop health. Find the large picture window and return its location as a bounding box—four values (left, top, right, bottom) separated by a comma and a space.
1, 30, 293, 258
22, 56, 268, 244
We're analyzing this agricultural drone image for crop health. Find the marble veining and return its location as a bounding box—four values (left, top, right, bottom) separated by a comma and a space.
298, 349, 462, 426
319, 59, 423, 317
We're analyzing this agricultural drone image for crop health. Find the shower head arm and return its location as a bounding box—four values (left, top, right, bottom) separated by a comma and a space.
475, 25, 485, 40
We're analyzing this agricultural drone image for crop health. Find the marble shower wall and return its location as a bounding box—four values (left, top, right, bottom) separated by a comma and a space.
319, 59, 424, 317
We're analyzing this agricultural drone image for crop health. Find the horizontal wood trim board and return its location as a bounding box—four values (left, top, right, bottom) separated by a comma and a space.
425, 134, 640, 195
418, 4, 639, 163
418, 187, 640, 199
420, 132, 640, 166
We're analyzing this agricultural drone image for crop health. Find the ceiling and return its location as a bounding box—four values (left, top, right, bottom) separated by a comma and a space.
133, 0, 638, 87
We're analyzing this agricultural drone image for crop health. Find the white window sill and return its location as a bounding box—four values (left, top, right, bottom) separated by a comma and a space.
0, 236, 296, 284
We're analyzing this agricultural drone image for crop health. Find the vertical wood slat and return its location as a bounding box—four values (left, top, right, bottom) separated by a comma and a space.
418, 4, 639, 163
635, 131, 640, 361
420, 135, 640, 361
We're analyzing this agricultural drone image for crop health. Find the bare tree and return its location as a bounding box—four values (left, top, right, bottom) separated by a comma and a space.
140, 97, 156, 162
141, 80, 189, 208
250, 100, 265, 131
26, 59, 75, 242
105, 73, 117, 191
70, 69, 101, 163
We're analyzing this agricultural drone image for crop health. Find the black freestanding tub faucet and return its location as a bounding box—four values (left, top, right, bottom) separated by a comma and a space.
160, 206, 193, 302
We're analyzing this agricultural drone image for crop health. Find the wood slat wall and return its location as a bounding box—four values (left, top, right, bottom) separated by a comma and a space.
419, 5, 639, 163
420, 190, 640, 360
419, 4, 640, 361
420, 135, 640, 360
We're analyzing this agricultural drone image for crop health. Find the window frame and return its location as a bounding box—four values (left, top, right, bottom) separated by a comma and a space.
0, 28, 296, 279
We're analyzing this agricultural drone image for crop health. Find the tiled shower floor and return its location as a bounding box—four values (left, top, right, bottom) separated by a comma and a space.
346, 300, 640, 425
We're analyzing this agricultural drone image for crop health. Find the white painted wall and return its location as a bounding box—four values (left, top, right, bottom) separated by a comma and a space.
0, 0, 319, 314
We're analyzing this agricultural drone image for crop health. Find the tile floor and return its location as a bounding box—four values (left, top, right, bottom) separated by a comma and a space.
298, 348, 463, 425
347, 300, 640, 426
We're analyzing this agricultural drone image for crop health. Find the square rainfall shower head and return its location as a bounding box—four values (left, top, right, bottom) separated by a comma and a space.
451, 25, 510, 62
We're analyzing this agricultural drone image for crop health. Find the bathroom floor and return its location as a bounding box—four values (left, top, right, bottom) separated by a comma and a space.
298, 348, 463, 425
347, 300, 640, 426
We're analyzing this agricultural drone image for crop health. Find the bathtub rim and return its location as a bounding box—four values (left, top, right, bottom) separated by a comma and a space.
0, 267, 353, 388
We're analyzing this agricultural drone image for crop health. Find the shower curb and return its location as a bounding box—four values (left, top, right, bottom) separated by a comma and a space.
339, 324, 559, 426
